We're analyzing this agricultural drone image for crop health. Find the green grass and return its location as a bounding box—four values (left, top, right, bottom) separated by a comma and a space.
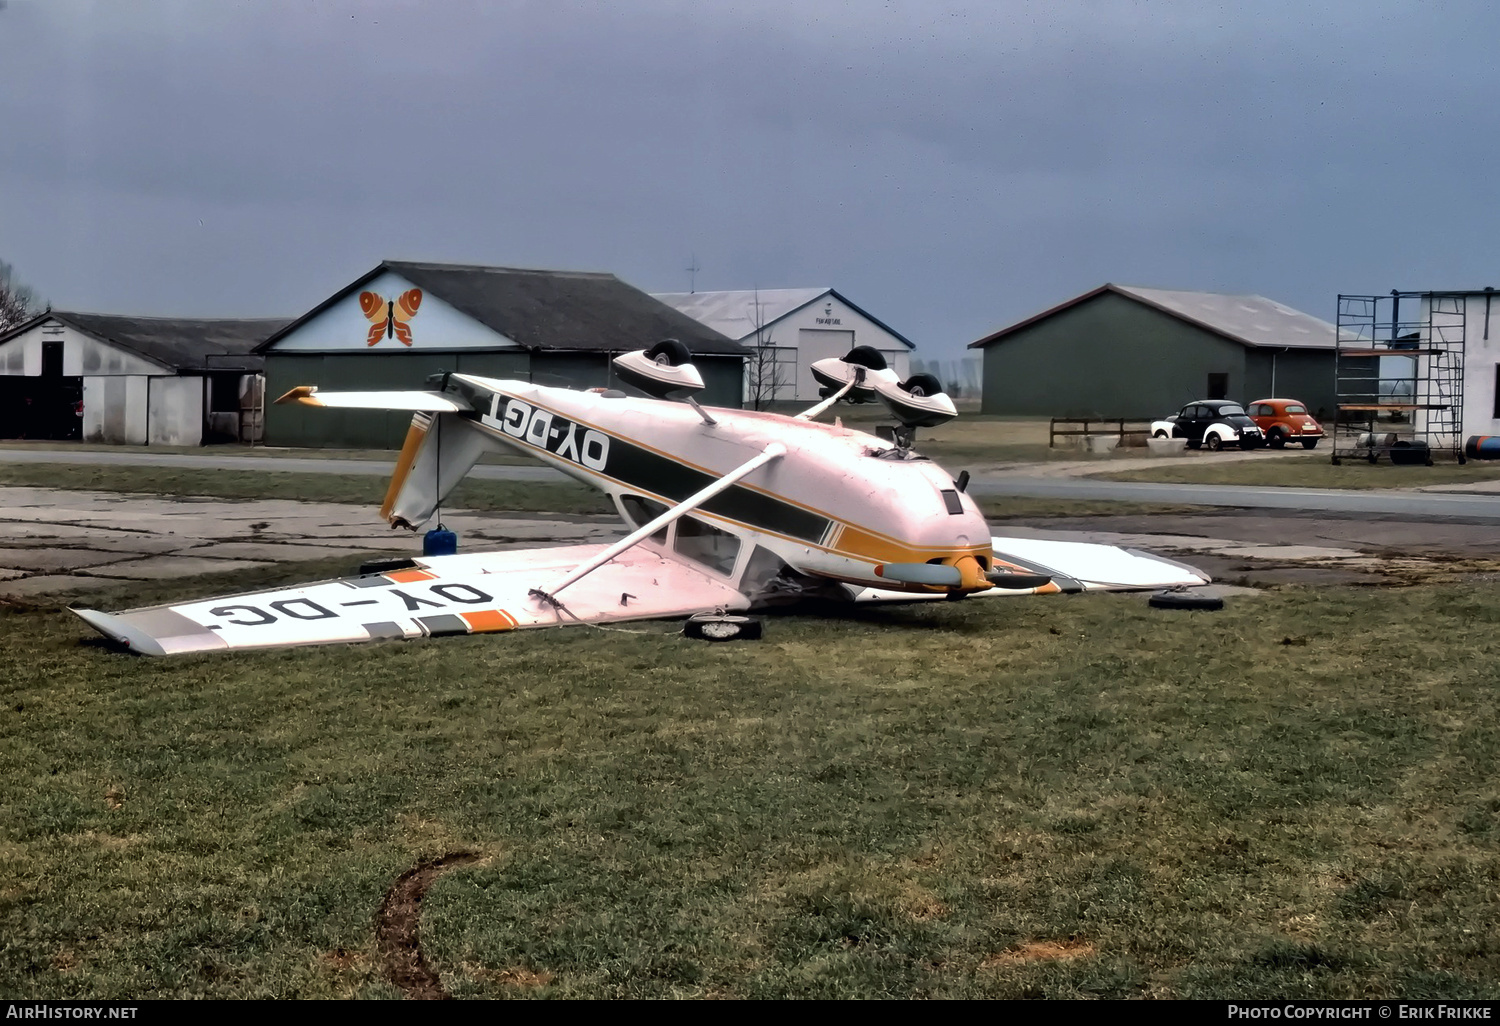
0, 462, 1199, 521
1095, 456, 1500, 489
0, 440, 533, 466
0, 464, 614, 516
4, 561, 1500, 998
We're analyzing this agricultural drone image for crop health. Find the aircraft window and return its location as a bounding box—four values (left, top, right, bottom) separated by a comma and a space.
619, 495, 669, 543
674, 515, 741, 576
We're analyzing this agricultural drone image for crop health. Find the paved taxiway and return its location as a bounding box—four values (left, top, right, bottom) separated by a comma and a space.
3, 448, 1500, 520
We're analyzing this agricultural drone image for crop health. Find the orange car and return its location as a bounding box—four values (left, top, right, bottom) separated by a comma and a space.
1247, 398, 1324, 449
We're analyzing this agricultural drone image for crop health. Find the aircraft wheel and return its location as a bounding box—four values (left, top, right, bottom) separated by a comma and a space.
1148, 588, 1224, 612
683, 613, 763, 642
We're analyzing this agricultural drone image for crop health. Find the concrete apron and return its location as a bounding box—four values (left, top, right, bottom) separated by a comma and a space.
0, 486, 620, 600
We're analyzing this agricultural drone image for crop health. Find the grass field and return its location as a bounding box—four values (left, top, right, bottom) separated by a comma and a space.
0, 463, 1199, 521
0, 464, 617, 517
0, 417, 1124, 469
1096, 456, 1500, 490
4, 560, 1500, 999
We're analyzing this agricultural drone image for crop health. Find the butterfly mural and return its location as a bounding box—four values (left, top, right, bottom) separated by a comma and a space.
360, 288, 423, 347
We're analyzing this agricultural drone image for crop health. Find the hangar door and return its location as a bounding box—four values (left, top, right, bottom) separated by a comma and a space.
796, 329, 855, 400
0, 341, 82, 440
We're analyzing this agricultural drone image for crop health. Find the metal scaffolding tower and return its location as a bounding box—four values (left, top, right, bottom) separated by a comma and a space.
1332, 292, 1467, 465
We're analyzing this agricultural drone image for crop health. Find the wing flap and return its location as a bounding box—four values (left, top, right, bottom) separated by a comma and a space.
74, 544, 748, 656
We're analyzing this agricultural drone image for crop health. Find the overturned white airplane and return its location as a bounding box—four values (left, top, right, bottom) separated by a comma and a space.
74, 343, 1208, 655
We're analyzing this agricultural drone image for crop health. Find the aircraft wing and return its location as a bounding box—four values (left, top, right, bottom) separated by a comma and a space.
276, 386, 472, 412
73, 545, 749, 656
852, 535, 1209, 602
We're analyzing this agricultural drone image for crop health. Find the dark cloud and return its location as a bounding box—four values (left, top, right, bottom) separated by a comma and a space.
3, 0, 1499, 355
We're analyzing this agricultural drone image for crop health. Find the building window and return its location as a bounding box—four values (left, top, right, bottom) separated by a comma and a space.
1207, 373, 1228, 400
1493, 365, 1500, 419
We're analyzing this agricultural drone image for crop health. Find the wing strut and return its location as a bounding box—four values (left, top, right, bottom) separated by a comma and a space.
540, 443, 787, 599
794, 377, 859, 421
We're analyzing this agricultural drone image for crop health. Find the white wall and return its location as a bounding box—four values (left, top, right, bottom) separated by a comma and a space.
147, 377, 204, 446
0, 321, 166, 378
1414, 294, 1500, 444
270, 270, 523, 352
753, 294, 912, 401
81, 375, 150, 444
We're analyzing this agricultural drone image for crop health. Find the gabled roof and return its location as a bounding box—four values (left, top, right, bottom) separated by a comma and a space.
0, 311, 289, 371
969, 283, 1337, 351
652, 288, 917, 349
257, 261, 745, 356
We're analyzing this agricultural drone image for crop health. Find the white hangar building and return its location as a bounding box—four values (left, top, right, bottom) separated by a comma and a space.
652, 288, 915, 404
0, 312, 288, 445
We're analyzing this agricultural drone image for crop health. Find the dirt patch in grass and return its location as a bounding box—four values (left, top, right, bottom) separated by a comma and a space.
465, 964, 555, 988
981, 938, 1097, 967
376, 852, 483, 1000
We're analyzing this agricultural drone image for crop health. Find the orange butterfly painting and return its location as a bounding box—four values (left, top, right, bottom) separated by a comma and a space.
359, 288, 423, 346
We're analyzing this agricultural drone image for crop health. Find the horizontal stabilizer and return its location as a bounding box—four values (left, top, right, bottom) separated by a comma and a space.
275, 386, 472, 412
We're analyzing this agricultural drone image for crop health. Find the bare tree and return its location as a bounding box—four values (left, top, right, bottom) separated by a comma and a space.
744, 290, 792, 410
0, 260, 39, 333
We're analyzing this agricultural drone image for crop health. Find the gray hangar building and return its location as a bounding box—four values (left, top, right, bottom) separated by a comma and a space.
0, 311, 286, 445
261, 261, 748, 449
969, 284, 1338, 419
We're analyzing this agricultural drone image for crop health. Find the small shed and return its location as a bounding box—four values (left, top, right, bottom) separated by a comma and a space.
259, 261, 747, 449
0, 312, 287, 444
652, 288, 915, 404
969, 284, 1338, 419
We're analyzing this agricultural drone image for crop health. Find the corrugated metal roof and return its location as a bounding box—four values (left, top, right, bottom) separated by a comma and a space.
970, 283, 1336, 350
1110, 286, 1336, 349
651, 289, 831, 341
257, 261, 745, 356
34, 313, 289, 371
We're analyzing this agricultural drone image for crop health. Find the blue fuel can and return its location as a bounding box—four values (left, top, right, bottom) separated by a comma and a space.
423, 527, 458, 556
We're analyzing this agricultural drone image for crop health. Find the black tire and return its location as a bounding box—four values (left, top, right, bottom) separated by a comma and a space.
683, 613, 763, 642
1268, 428, 1286, 449
842, 345, 889, 371
1205, 434, 1223, 452
1153, 431, 1168, 439
1186, 440, 1201, 450
901, 373, 944, 398
1301, 439, 1319, 450
1148, 589, 1224, 611
645, 338, 692, 366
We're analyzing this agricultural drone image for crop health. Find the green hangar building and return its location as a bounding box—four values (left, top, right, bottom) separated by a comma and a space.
260, 260, 747, 449
969, 284, 1338, 419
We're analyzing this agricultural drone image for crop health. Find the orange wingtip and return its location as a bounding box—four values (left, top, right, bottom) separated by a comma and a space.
461, 610, 517, 633
385, 568, 437, 583
275, 385, 322, 406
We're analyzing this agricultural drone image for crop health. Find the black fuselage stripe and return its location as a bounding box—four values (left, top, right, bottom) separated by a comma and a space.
463, 389, 833, 543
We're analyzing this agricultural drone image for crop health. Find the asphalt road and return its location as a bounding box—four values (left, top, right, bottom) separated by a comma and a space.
6, 447, 1500, 520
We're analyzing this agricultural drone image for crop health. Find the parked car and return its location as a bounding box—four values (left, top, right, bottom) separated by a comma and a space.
1151, 400, 1265, 451
1247, 398, 1324, 449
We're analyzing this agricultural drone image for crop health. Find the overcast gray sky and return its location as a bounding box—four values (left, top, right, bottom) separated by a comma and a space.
2, 0, 1497, 360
